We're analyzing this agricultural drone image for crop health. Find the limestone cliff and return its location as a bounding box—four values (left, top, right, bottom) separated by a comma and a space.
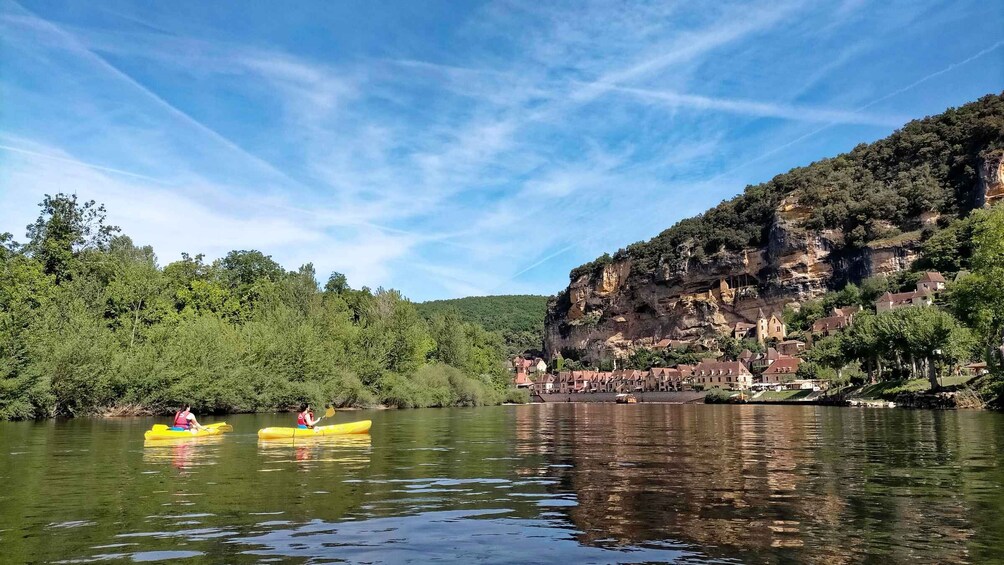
544, 205, 921, 362
978, 150, 1004, 207
545, 94, 1004, 363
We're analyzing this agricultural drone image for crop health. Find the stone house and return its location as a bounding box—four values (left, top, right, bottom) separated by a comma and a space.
776, 340, 806, 356
692, 361, 753, 390
751, 347, 783, 372
677, 364, 696, 388
759, 356, 801, 384
916, 271, 946, 294
738, 349, 755, 368
875, 290, 933, 312
812, 315, 851, 336
733, 322, 756, 340
532, 374, 555, 394
648, 367, 684, 391
756, 310, 787, 344
513, 371, 533, 388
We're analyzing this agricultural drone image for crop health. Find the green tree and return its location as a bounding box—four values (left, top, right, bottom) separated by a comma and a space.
324, 272, 349, 294
24, 194, 120, 282
950, 206, 1004, 369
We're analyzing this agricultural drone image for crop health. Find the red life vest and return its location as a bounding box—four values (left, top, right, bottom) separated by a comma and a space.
174, 409, 190, 429
297, 411, 309, 426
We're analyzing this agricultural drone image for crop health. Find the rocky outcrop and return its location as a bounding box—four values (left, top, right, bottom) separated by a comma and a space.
545, 198, 922, 364
978, 151, 1004, 207
545, 96, 1004, 364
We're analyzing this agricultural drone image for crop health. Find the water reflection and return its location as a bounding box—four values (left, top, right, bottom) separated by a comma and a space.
514, 403, 999, 563
1, 408, 1003, 564
257, 435, 372, 469
142, 437, 224, 470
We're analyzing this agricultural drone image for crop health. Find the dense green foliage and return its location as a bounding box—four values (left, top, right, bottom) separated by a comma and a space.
790, 206, 1004, 397
620, 346, 707, 370
415, 295, 547, 355
806, 308, 976, 386
783, 272, 920, 334
703, 388, 733, 403
716, 335, 764, 361
0, 195, 518, 420
569, 93, 1004, 280
948, 207, 1004, 406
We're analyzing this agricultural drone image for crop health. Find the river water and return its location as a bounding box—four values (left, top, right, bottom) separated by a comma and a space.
1, 404, 1002, 564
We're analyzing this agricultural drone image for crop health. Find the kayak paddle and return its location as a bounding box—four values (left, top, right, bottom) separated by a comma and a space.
314, 406, 336, 424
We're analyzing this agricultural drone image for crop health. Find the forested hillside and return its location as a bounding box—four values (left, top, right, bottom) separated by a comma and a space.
0, 195, 524, 420
416, 295, 547, 356
571, 93, 1004, 279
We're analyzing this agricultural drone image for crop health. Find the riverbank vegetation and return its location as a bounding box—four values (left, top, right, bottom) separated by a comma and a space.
0, 195, 520, 420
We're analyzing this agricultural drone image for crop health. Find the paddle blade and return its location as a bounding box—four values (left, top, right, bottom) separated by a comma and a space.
324, 406, 336, 418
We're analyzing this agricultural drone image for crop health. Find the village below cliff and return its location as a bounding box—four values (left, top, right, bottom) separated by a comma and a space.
510, 93, 1004, 409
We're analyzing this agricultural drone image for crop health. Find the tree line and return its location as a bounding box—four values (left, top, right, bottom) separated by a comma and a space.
0, 194, 525, 420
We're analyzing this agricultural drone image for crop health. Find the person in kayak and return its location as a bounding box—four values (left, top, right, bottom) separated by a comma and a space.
171, 404, 205, 432
297, 404, 319, 429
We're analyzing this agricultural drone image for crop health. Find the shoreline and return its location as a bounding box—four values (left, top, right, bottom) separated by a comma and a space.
534, 388, 989, 410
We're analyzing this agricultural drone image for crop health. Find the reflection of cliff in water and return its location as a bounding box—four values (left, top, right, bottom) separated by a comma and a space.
514, 404, 987, 563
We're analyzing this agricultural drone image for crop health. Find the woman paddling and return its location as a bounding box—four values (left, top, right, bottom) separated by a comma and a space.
171, 404, 205, 432
297, 404, 319, 429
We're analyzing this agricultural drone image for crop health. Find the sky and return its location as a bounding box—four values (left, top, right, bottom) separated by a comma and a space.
1, 1, 1001, 301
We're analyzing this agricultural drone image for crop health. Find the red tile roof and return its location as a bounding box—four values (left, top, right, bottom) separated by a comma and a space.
694, 360, 752, 376
877, 290, 931, 304
763, 357, 801, 374
919, 271, 946, 283
812, 315, 850, 333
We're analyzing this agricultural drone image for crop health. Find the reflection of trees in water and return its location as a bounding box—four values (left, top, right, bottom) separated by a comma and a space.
513, 404, 990, 563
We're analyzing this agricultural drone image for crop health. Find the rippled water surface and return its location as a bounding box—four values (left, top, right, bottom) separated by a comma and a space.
2, 404, 1004, 563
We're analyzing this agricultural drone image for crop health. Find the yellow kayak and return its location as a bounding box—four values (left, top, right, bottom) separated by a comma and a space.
143, 422, 232, 441
257, 420, 372, 440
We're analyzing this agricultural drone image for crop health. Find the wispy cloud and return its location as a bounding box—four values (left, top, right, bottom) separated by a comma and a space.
593, 84, 906, 126
1, 0, 997, 299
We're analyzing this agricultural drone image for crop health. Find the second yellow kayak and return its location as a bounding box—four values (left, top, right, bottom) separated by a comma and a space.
257, 420, 372, 440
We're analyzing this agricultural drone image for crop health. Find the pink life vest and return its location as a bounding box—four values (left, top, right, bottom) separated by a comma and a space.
174, 409, 190, 429
297, 411, 308, 426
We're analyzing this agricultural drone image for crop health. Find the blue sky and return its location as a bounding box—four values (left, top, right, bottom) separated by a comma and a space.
1, 1, 1001, 301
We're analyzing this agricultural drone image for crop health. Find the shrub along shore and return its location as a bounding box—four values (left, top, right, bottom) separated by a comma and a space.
0, 194, 527, 420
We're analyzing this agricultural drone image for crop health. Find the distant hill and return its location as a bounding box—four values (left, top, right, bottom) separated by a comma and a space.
417, 295, 548, 355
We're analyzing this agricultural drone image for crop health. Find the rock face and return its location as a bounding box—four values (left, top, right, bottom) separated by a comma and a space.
544, 92, 1004, 364
544, 198, 922, 363
978, 150, 1004, 207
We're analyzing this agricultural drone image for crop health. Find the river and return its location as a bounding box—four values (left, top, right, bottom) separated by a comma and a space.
1, 404, 1002, 564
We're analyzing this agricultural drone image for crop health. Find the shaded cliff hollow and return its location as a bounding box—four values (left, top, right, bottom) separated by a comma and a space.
545, 93, 1004, 362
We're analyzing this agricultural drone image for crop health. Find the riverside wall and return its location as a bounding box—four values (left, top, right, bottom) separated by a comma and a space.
534, 391, 706, 404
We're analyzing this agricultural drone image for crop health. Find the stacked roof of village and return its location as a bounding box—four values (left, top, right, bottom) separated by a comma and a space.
513, 272, 954, 395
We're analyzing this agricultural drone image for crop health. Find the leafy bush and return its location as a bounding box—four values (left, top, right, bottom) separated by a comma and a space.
704, 388, 733, 403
